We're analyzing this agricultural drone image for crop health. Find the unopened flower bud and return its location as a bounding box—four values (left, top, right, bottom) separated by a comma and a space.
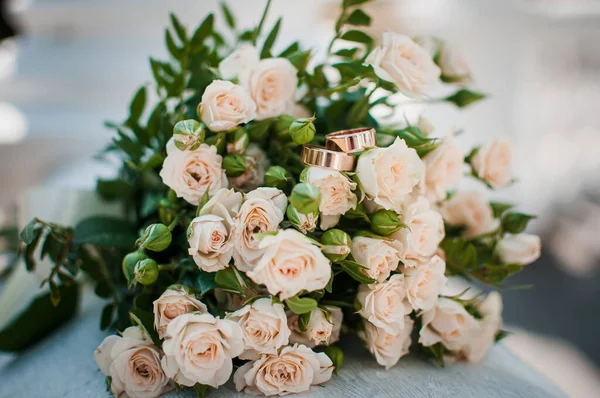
227, 129, 250, 154
321, 229, 351, 262
134, 258, 159, 286
223, 154, 248, 177
496, 233, 541, 265
289, 183, 321, 215
369, 209, 404, 236
138, 223, 172, 252
289, 116, 316, 145
172, 119, 205, 151
264, 166, 292, 190
122, 251, 149, 284
287, 204, 318, 234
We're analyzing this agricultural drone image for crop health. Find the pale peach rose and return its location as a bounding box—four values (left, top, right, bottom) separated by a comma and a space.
229, 145, 268, 192
357, 274, 412, 335
390, 196, 445, 267
417, 115, 435, 136
219, 45, 260, 80
152, 287, 208, 339
438, 43, 473, 84
422, 136, 464, 203
232, 187, 287, 272
403, 255, 447, 311
366, 32, 441, 98
199, 80, 256, 132
247, 229, 331, 300
161, 313, 244, 388
440, 190, 498, 238
356, 137, 424, 211
419, 297, 478, 351
359, 316, 413, 369
234, 344, 333, 396
159, 140, 228, 205
227, 298, 291, 360
304, 167, 357, 230
288, 306, 343, 348
461, 291, 503, 363
94, 326, 170, 398
496, 233, 541, 265
240, 58, 298, 120
471, 138, 512, 189
351, 236, 400, 283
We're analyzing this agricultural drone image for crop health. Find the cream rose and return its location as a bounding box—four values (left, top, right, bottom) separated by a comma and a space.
357, 274, 412, 335
247, 229, 331, 299
234, 344, 333, 396
219, 45, 260, 80
351, 236, 400, 283
187, 189, 243, 272
161, 312, 244, 388
471, 138, 512, 189
422, 136, 464, 203
304, 167, 357, 230
440, 190, 498, 238
94, 326, 169, 398
229, 144, 268, 192
199, 80, 256, 132
159, 140, 228, 205
240, 58, 298, 120
419, 297, 478, 351
461, 291, 503, 362
438, 43, 472, 84
359, 316, 413, 369
152, 287, 208, 339
403, 255, 447, 312
496, 233, 541, 265
390, 196, 445, 267
232, 187, 287, 271
356, 137, 424, 211
288, 306, 343, 348
227, 297, 291, 360
366, 32, 441, 98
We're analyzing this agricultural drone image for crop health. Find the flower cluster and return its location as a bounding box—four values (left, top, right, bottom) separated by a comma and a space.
14, 1, 542, 397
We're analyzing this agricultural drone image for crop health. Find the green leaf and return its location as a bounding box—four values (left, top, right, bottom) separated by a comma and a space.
245, 118, 273, 142
343, 202, 370, 223
220, 2, 236, 29
20, 218, 40, 245
260, 17, 282, 59
340, 30, 373, 45
215, 266, 247, 295
196, 272, 217, 295
343, 0, 372, 8
334, 48, 359, 59
502, 212, 535, 234
346, 95, 370, 126
74, 216, 137, 248
223, 154, 248, 177
165, 28, 184, 59
285, 296, 318, 314
289, 116, 316, 145
190, 14, 215, 51
193, 384, 211, 398
423, 342, 445, 367
278, 41, 299, 57
129, 86, 146, 123
444, 89, 486, 108
24, 227, 43, 272
129, 308, 160, 345
100, 304, 115, 330
347, 9, 371, 26
490, 202, 514, 218
97, 179, 133, 200
298, 311, 312, 332
324, 345, 344, 374
286, 50, 311, 74
170, 13, 188, 43
339, 259, 376, 284
0, 283, 79, 352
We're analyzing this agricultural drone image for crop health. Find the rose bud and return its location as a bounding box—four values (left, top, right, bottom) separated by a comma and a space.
172, 119, 205, 151
320, 229, 351, 262
289, 183, 321, 215
223, 154, 248, 177
134, 258, 159, 286
264, 166, 292, 190
287, 204, 318, 234
227, 128, 250, 154
496, 233, 541, 265
369, 209, 404, 236
289, 116, 316, 145
122, 251, 149, 284
138, 223, 172, 252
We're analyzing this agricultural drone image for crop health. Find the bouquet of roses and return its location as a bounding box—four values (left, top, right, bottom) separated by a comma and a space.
5, 0, 541, 397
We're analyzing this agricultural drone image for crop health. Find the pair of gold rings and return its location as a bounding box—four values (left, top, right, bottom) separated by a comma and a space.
301, 127, 376, 171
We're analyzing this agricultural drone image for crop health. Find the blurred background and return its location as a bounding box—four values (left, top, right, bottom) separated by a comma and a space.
0, 0, 599, 395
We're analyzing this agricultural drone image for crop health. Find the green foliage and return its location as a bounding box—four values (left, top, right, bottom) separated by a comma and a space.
324, 345, 344, 373
289, 117, 316, 145
223, 154, 248, 177
338, 259, 376, 284
501, 212, 535, 234
444, 89, 486, 108
285, 296, 318, 314
289, 183, 321, 214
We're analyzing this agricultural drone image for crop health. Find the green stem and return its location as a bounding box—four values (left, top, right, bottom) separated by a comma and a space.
252, 0, 273, 46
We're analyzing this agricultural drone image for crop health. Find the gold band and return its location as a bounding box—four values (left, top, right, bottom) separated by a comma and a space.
325, 127, 376, 153
301, 145, 355, 171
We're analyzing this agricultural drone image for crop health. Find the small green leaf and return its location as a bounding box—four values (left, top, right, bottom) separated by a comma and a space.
170, 13, 187, 43
278, 41, 299, 57
289, 183, 321, 215
339, 259, 376, 284
340, 30, 373, 44
502, 212, 535, 234
215, 267, 247, 295
490, 202, 514, 218
191, 14, 215, 51
444, 89, 486, 108
97, 179, 133, 200
286, 50, 311, 74
196, 188, 212, 216
20, 219, 39, 245
334, 48, 359, 59
264, 166, 292, 190
245, 118, 273, 142
324, 345, 344, 374
220, 2, 236, 29
289, 116, 316, 145
129, 86, 146, 123
223, 154, 248, 177
298, 311, 312, 332
423, 342, 445, 367
165, 29, 183, 59
74, 216, 137, 248
347, 9, 371, 26
261, 17, 282, 59
285, 296, 318, 314
343, 0, 372, 8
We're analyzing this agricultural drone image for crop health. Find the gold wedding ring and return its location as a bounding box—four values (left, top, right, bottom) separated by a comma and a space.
325, 127, 376, 153
301, 145, 355, 171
